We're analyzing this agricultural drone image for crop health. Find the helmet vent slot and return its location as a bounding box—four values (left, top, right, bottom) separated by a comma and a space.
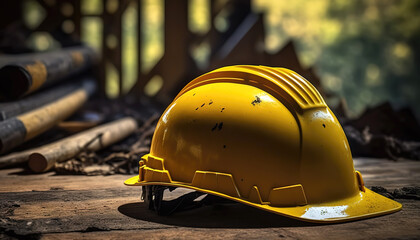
268, 184, 308, 207
355, 171, 365, 192
191, 171, 241, 198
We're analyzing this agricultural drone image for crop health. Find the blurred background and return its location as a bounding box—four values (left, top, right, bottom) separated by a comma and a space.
1, 0, 419, 118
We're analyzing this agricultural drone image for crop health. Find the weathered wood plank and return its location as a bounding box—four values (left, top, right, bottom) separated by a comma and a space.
0, 169, 128, 192
354, 158, 420, 188
0, 158, 419, 239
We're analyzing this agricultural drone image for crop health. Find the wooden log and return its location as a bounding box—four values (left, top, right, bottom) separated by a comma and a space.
0, 79, 93, 121
27, 117, 137, 172
0, 117, 137, 169
0, 148, 35, 169
0, 79, 96, 154
0, 46, 97, 99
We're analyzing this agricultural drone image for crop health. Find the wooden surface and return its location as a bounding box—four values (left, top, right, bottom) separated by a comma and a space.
1, 158, 419, 239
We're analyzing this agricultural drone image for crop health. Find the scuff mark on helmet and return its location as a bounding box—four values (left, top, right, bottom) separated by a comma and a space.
211, 122, 223, 131
251, 96, 261, 106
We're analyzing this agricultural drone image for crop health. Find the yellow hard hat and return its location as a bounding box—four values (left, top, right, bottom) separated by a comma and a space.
125, 65, 401, 223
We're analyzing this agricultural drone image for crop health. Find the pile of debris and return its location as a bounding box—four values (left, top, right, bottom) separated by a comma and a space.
335, 101, 420, 161
0, 46, 159, 175
371, 186, 420, 200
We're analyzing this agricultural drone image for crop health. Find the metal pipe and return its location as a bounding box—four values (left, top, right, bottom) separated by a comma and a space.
0, 78, 96, 154
0, 46, 98, 99
0, 79, 93, 121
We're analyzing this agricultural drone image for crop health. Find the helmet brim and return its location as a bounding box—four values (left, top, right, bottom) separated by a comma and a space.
125, 175, 401, 223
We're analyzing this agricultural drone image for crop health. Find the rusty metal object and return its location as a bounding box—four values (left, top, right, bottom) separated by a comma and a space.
0, 79, 96, 154
0, 46, 97, 99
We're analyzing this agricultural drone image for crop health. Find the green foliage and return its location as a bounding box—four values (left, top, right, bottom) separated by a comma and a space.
255, 0, 420, 117
322, 0, 420, 116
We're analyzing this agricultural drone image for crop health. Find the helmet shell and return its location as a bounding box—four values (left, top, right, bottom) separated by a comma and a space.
125, 65, 401, 222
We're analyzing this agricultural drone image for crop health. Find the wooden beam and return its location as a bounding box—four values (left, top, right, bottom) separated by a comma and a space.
28, 117, 137, 172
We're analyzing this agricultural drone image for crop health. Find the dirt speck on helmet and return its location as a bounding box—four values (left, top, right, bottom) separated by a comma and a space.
251, 96, 261, 106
